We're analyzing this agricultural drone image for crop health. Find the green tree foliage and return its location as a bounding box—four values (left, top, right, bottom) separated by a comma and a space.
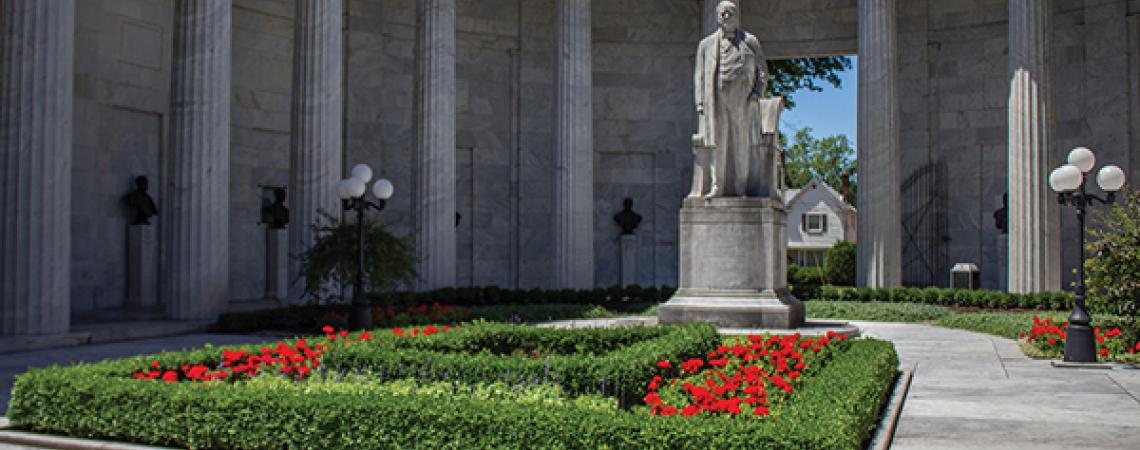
296, 211, 418, 303
767, 57, 853, 109
824, 241, 857, 287
1085, 190, 1140, 344
782, 128, 857, 206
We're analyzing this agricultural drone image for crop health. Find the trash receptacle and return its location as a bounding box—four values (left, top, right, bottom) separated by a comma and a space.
951, 263, 980, 289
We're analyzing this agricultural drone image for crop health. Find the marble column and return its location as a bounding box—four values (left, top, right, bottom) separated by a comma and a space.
856, 0, 902, 288
1007, 0, 1060, 293
554, 0, 594, 289
289, 0, 343, 302
163, 0, 231, 320
414, 0, 457, 290
0, 0, 75, 335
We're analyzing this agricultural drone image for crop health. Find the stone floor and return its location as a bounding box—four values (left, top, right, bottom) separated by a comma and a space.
2, 322, 1139, 449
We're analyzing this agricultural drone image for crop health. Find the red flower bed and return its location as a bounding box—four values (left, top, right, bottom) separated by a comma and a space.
1019, 316, 1134, 359
645, 331, 849, 417
131, 324, 457, 383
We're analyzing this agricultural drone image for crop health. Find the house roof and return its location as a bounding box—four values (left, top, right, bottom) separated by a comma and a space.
783, 178, 855, 212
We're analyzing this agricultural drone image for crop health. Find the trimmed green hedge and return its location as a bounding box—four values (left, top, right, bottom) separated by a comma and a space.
215, 302, 657, 334
376, 285, 676, 307
9, 326, 899, 450
817, 286, 1074, 311
807, 301, 952, 322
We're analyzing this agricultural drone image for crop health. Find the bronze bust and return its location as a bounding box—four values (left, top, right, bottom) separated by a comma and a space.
123, 176, 158, 225
262, 188, 289, 229
613, 198, 642, 235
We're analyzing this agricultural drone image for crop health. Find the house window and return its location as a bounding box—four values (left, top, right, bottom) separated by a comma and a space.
803, 213, 827, 234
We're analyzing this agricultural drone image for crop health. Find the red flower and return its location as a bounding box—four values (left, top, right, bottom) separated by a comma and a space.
681, 358, 705, 374
644, 392, 662, 406
681, 405, 701, 417
321, 325, 334, 334
657, 360, 672, 369
161, 370, 179, 383
1099, 348, 1110, 357
753, 406, 769, 416
151, 361, 161, 368
359, 331, 373, 341
392, 327, 405, 336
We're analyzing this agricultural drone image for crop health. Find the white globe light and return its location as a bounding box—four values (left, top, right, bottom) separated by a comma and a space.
372, 178, 394, 200
1096, 165, 1125, 192
351, 163, 373, 183
336, 179, 351, 200
1049, 164, 1082, 193
345, 177, 367, 198
1067, 147, 1096, 173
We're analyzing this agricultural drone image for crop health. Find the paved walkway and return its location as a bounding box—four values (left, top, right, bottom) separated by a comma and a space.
853, 321, 1140, 450
2, 323, 1139, 449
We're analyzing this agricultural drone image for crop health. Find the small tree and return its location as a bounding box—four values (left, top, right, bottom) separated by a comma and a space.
296, 211, 418, 303
824, 240, 857, 286
1085, 189, 1140, 346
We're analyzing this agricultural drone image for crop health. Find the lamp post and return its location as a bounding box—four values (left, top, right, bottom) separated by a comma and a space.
337, 164, 395, 330
1048, 147, 1127, 362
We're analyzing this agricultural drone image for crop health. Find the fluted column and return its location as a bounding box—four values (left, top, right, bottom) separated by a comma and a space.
289, 0, 343, 302
1008, 0, 1060, 293
413, 0, 456, 290
163, 0, 231, 320
554, 0, 594, 289
0, 0, 75, 335
856, 0, 901, 288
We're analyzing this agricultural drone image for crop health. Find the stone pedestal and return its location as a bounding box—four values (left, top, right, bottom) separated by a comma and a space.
998, 236, 1008, 291
658, 197, 804, 328
126, 225, 157, 307
619, 234, 637, 287
265, 228, 288, 302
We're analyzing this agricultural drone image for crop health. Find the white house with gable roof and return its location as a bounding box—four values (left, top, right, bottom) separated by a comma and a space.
784, 178, 857, 267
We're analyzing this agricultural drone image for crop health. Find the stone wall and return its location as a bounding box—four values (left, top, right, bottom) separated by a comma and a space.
229, 0, 294, 301
63, 0, 1140, 315
71, 0, 172, 312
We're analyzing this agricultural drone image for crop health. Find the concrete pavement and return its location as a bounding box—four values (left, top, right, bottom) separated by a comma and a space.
854, 321, 1140, 450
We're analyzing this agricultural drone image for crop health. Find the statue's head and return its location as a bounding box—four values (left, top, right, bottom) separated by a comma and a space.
134, 175, 148, 192
623, 198, 634, 210
716, 1, 739, 34
274, 188, 287, 203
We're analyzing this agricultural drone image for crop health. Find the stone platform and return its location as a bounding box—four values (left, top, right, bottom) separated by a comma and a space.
658, 197, 803, 328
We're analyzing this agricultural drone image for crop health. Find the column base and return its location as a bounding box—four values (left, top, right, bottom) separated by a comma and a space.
658, 288, 804, 329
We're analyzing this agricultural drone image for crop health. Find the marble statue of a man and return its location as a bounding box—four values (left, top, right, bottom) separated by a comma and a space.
693, 1, 769, 198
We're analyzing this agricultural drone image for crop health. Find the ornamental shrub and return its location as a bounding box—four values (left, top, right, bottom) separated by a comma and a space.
1085, 190, 1140, 346
823, 240, 857, 286
8, 327, 898, 450
296, 211, 418, 303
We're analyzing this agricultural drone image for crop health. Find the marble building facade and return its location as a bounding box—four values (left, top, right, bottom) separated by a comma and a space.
2, 0, 1139, 336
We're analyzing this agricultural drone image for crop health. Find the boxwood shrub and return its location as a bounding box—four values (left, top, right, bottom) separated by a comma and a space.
8, 325, 899, 450
816, 285, 1073, 311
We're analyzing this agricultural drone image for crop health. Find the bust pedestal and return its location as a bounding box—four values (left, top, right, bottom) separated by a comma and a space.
619, 234, 637, 286
265, 228, 288, 302
658, 197, 804, 328
126, 224, 157, 307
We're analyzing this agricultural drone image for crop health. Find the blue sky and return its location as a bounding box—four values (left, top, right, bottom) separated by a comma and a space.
779, 56, 857, 142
